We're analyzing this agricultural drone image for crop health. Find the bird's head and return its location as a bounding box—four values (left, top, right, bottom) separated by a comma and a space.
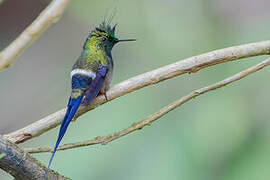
83, 21, 135, 54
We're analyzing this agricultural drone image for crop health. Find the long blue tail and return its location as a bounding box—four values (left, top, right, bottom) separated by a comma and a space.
45, 93, 84, 177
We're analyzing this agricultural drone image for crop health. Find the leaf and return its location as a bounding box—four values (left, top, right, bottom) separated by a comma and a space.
0, 153, 6, 159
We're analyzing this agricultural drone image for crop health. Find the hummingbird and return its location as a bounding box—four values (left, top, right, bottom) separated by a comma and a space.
45, 21, 135, 177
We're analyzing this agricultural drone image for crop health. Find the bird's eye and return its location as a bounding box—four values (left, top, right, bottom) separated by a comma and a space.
101, 37, 106, 42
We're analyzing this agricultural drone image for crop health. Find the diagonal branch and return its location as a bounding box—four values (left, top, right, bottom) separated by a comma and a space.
24, 57, 270, 153
0, 135, 70, 179
0, 0, 70, 71
4, 40, 270, 144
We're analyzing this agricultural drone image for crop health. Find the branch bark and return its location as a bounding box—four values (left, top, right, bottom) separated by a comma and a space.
0, 1, 71, 178
4, 40, 270, 144
0, 136, 70, 179
23, 57, 270, 153
0, 0, 69, 71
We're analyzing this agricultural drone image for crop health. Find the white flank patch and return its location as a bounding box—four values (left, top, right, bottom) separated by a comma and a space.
70, 69, 96, 79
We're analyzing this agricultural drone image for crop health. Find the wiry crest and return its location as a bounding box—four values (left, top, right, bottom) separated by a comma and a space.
95, 21, 117, 38
90, 6, 118, 38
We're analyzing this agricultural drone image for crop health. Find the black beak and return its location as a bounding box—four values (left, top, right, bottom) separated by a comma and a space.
117, 38, 136, 42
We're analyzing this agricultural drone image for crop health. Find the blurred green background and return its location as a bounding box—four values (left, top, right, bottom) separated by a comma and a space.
0, 0, 270, 179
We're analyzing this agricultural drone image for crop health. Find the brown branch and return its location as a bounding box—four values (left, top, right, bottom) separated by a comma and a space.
24, 57, 270, 153
0, 135, 70, 179
0, 1, 70, 178
0, 0, 70, 71
4, 40, 270, 144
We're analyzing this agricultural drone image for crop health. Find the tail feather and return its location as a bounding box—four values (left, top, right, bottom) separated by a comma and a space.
45, 93, 84, 178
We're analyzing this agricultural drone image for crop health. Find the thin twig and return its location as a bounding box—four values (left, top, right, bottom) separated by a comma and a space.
0, 0, 70, 71
24, 57, 270, 153
0, 136, 70, 179
4, 40, 270, 144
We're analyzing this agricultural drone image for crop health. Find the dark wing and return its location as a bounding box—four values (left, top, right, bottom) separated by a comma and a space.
82, 63, 108, 105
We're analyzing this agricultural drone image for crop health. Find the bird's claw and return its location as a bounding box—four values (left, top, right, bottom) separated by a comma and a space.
99, 89, 108, 101
104, 92, 108, 101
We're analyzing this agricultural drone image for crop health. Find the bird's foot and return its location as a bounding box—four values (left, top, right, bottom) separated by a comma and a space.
100, 89, 108, 101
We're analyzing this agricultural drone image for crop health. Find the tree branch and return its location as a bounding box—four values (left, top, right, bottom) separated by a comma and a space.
0, 136, 70, 179
0, 0, 69, 71
4, 40, 270, 144
23, 57, 270, 153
